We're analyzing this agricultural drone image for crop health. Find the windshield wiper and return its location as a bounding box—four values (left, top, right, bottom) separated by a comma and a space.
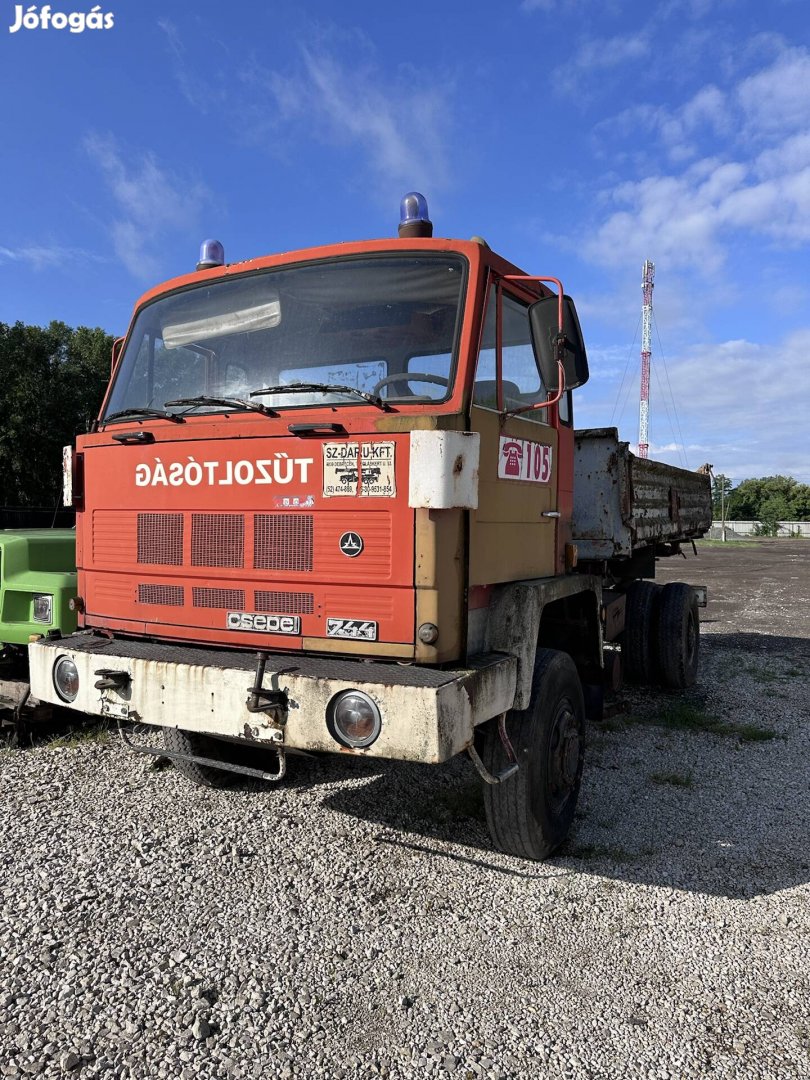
250, 382, 392, 412
164, 396, 279, 417
103, 407, 185, 425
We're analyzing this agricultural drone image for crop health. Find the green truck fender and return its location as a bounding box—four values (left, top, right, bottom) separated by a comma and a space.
0, 530, 78, 648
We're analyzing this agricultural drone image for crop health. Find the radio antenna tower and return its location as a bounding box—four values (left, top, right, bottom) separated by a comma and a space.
637, 259, 655, 459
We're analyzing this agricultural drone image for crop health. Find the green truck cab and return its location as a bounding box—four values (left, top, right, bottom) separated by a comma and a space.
0, 529, 77, 717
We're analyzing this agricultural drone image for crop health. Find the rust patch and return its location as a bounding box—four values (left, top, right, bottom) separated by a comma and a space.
453, 454, 464, 475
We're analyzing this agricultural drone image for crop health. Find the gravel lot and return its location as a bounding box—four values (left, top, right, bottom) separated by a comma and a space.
1, 541, 808, 1079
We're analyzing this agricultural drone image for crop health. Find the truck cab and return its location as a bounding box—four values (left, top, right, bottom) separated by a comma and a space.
29, 195, 709, 859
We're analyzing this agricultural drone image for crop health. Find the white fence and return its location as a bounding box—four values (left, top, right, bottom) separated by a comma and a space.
707, 520, 810, 539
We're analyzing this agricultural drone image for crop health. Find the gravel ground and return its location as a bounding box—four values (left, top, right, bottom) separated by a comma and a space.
1, 542, 809, 1079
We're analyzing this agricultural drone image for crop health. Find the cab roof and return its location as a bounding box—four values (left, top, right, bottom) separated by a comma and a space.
130, 237, 543, 316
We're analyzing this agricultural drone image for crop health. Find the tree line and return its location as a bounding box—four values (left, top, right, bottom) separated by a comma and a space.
0, 321, 113, 507
712, 474, 810, 530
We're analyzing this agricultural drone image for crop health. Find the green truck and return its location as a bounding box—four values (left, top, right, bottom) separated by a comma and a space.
0, 529, 77, 734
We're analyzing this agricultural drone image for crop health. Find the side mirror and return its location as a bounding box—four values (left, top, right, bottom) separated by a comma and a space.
529, 295, 589, 392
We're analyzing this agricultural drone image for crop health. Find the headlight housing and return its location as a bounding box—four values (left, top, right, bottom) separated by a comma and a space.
32, 593, 53, 624
327, 690, 382, 749
53, 656, 79, 702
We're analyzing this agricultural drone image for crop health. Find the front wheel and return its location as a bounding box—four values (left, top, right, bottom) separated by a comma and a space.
482, 648, 585, 861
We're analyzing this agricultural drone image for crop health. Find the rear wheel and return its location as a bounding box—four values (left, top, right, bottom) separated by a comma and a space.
162, 727, 242, 788
655, 582, 699, 688
482, 648, 585, 861
621, 580, 661, 684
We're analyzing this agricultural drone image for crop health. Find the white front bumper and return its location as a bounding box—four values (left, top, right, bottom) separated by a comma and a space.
29, 635, 517, 764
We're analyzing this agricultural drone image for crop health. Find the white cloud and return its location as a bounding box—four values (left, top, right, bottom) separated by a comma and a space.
248, 48, 453, 198
84, 133, 210, 279
593, 84, 731, 165
580, 46, 810, 275
736, 47, 810, 138
553, 33, 650, 96
521, 0, 579, 10
577, 330, 810, 480
152, 20, 455, 204
755, 132, 810, 178
157, 17, 225, 114
0, 244, 106, 271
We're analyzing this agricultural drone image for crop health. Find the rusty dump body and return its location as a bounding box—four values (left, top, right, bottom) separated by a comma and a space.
572, 428, 712, 561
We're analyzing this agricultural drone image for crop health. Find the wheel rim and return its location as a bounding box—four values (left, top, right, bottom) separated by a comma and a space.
547, 698, 581, 812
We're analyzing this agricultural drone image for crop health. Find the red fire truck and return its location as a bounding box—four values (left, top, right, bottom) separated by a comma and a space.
30, 194, 710, 859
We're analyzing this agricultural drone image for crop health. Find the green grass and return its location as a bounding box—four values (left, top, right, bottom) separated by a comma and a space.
735, 724, 777, 743
657, 701, 727, 734
738, 662, 806, 686
650, 770, 693, 787
47, 721, 110, 748
696, 539, 758, 547
742, 666, 781, 684
603, 700, 777, 743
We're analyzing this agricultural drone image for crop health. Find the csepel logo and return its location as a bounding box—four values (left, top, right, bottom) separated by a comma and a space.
8, 4, 114, 33
226, 613, 300, 635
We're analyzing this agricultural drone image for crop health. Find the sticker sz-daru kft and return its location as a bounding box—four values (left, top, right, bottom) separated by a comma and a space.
322, 442, 396, 498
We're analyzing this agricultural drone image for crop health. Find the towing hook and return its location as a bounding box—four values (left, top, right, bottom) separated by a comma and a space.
246, 652, 290, 716
94, 668, 131, 691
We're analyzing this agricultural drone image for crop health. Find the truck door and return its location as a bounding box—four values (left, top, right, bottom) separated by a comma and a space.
468, 280, 559, 585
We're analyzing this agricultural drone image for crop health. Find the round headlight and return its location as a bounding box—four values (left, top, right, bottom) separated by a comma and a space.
328, 690, 382, 749
53, 656, 79, 702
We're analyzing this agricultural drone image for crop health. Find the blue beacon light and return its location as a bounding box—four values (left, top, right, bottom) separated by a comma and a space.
398, 192, 433, 238
196, 239, 225, 271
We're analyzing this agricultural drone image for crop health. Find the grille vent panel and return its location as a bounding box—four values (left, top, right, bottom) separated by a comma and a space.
137, 513, 183, 566
138, 584, 185, 606
254, 590, 315, 614
191, 514, 244, 568
192, 587, 246, 609
254, 515, 313, 572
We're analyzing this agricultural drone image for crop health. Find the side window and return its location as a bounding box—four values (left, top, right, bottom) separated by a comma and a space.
558, 390, 573, 426
473, 287, 549, 423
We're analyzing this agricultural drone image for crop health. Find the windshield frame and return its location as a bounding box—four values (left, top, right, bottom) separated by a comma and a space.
101, 251, 470, 423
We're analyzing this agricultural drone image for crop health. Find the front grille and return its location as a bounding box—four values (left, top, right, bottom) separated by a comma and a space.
254, 514, 313, 572
138, 584, 185, 606
254, 590, 315, 614
137, 513, 183, 565
192, 587, 246, 609
191, 514, 244, 568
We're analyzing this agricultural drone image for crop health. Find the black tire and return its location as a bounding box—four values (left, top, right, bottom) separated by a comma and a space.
162, 727, 242, 789
655, 582, 699, 689
482, 648, 585, 861
621, 580, 661, 684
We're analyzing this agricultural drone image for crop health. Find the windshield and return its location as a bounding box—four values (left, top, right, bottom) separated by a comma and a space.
103, 254, 466, 419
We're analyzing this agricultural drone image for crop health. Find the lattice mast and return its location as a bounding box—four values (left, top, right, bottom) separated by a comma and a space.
637, 259, 655, 459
